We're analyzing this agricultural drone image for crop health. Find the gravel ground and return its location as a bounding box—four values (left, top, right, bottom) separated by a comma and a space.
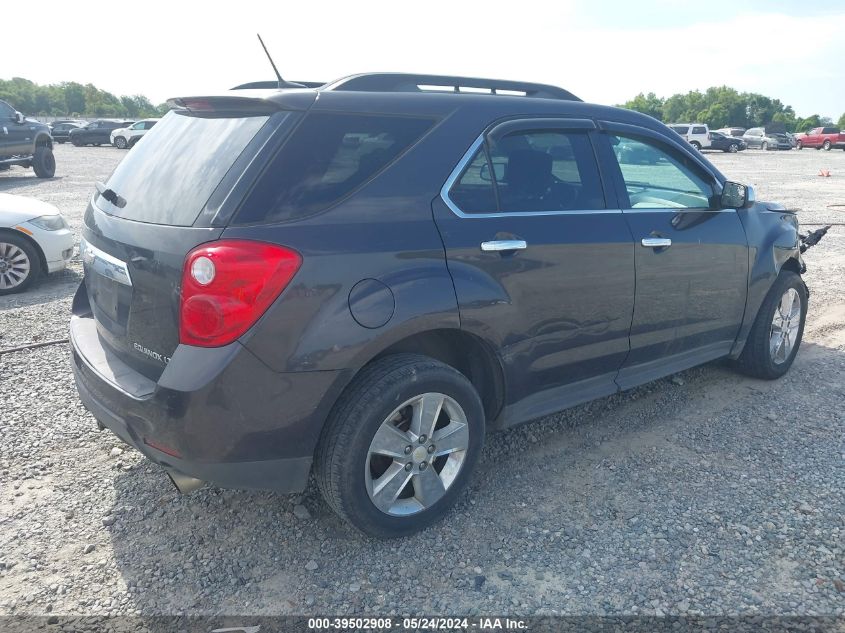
0, 145, 844, 618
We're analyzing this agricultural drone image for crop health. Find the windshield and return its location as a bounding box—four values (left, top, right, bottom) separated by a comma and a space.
95, 111, 269, 226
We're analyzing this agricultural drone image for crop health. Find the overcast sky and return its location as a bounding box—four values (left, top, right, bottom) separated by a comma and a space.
3, 0, 844, 118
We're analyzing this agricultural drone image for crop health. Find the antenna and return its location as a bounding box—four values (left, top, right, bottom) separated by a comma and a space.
255, 33, 304, 89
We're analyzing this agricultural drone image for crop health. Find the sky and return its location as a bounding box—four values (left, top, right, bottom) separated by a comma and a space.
3, 0, 844, 119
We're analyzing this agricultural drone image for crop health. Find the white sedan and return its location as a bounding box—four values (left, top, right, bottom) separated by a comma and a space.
0, 193, 74, 294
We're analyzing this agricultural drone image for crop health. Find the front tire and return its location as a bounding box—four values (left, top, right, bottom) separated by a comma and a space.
0, 234, 41, 295
690, 141, 701, 150
823, 140, 831, 151
728, 143, 739, 153
32, 146, 56, 178
315, 354, 485, 538
736, 270, 807, 379
796, 141, 803, 149
761, 141, 768, 151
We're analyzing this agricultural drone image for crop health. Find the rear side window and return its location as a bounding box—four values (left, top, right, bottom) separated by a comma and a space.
96, 111, 269, 226
691, 126, 706, 134
670, 125, 689, 135
449, 129, 605, 213
235, 113, 434, 224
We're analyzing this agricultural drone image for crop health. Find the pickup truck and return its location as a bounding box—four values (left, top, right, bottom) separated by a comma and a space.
796, 127, 845, 151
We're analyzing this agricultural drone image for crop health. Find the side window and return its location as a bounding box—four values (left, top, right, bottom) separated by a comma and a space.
691, 126, 706, 135
490, 130, 605, 212
236, 113, 434, 224
145, 121, 157, 130
89, 122, 98, 129
131, 122, 143, 130
0, 101, 14, 119
609, 135, 713, 209
449, 146, 498, 213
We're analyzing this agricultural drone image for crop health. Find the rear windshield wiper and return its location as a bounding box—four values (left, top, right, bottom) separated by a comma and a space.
95, 181, 127, 208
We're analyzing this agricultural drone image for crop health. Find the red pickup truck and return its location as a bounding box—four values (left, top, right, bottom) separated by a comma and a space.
796, 127, 845, 150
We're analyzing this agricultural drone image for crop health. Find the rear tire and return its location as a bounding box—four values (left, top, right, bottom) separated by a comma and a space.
761, 141, 768, 151
113, 136, 127, 149
315, 354, 485, 538
736, 270, 807, 380
728, 143, 739, 153
0, 234, 41, 295
71, 137, 83, 147
32, 146, 55, 178
796, 141, 803, 149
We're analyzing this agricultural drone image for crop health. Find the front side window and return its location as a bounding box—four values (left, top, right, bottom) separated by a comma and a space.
0, 101, 14, 119
610, 135, 713, 209
449, 129, 605, 214
131, 122, 144, 130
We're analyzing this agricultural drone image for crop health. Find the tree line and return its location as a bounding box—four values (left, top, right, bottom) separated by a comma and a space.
620, 86, 845, 132
0, 77, 168, 119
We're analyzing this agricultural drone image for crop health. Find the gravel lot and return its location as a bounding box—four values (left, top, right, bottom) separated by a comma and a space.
1, 144, 844, 618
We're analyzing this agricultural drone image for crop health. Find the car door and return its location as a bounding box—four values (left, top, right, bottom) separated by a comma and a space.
595, 123, 749, 388
0, 101, 30, 155
433, 118, 636, 422
0, 100, 16, 154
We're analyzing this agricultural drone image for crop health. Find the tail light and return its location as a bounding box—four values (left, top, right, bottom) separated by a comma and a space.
180, 240, 301, 347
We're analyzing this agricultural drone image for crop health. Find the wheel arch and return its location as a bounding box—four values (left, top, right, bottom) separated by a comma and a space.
729, 206, 803, 358
366, 328, 506, 423
34, 133, 53, 150
0, 227, 48, 275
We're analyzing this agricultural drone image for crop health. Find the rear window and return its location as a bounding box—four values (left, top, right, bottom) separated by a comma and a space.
235, 112, 434, 224
96, 111, 269, 225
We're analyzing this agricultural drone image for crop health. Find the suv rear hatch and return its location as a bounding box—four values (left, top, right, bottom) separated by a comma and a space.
80, 97, 299, 381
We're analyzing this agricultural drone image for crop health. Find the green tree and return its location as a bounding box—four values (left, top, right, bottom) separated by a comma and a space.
621, 92, 664, 120
838, 113, 845, 129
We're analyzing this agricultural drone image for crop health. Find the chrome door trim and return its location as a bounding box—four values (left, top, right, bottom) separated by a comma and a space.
80, 237, 133, 286
481, 240, 527, 252
641, 237, 672, 248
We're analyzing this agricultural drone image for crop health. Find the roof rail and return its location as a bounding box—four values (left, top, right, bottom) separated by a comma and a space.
323, 73, 581, 101
231, 80, 325, 90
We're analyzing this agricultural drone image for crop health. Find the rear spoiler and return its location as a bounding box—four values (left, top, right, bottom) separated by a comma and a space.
166, 94, 299, 116
231, 80, 325, 90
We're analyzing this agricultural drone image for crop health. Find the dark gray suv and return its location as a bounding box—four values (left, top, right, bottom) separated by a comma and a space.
71, 74, 809, 537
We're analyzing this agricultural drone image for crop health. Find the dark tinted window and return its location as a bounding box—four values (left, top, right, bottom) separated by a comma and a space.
449, 146, 497, 213
490, 130, 604, 212
236, 113, 434, 224
96, 111, 269, 226
691, 126, 706, 134
145, 121, 158, 130
0, 101, 14, 118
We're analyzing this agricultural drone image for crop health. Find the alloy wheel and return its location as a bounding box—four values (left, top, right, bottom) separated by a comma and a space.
0, 242, 31, 290
365, 392, 469, 516
769, 288, 801, 364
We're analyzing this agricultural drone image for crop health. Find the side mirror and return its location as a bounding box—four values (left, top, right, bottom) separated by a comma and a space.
721, 181, 755, 209
14, 112, 24, 124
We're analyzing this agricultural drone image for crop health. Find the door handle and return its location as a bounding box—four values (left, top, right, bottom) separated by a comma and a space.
481, 240, 527, 252
641, 237, 672, 248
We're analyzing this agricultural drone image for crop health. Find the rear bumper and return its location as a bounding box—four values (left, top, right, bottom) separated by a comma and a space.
70, 310, 346, 493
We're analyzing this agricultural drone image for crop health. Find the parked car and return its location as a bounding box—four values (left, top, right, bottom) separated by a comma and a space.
0, 193, 74, 294
715, 127, 746, 138
50, 121, 84, 144
70, 73, 809, 538
69, 120, 134, 146
110, 118, 160, 149
667, 123, 711, 150
706, 131, 746, 153
796, 127, 845, 151
0, 99, 55, 178
742, 128, 792, 151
